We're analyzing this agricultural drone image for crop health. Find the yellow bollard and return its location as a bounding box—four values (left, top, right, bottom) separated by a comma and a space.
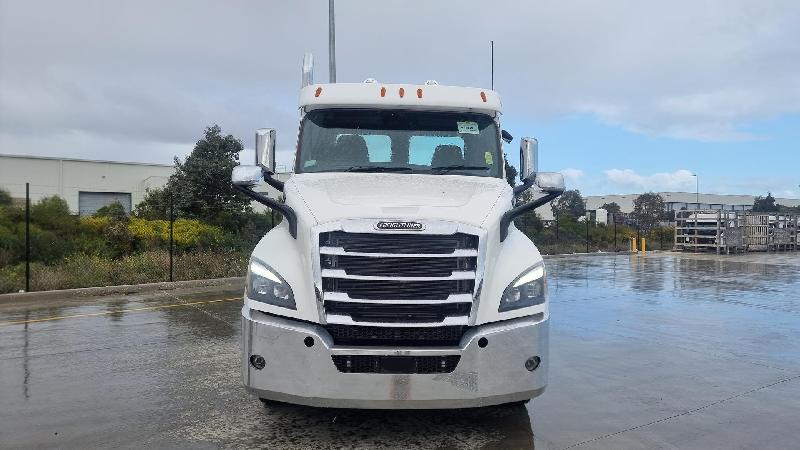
631, 238, 637, 252
641, 238, 646, 255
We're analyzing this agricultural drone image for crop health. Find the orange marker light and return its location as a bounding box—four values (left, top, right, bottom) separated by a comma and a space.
380, 87, 386, 97
315, 87, 323, 98
417, 88, 423, 98
399, 87, 405, 98
480, 91, 487, 102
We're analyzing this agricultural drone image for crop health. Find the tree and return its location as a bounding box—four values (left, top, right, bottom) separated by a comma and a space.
0, 188, 12, 206
504, 153, 518, 187
599, 202, 621, 215
515, 190, 544, 235
752, 193, 778, 212
551, 189, 585, 220
133, 187, 169, 220
136, 125, 252, 229
631, 192, 665, 234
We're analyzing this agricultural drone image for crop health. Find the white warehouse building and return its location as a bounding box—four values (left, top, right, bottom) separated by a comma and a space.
0, 154, 285, 216
537, 191, 800, 222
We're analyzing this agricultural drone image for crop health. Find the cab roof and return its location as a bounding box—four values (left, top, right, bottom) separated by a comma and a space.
299, 83, 502, 115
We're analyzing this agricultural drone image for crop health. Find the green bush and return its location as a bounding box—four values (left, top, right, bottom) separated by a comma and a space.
0, 188, 12, 206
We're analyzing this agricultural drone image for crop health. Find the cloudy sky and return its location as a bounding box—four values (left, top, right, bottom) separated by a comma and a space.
1, 0, 798, 197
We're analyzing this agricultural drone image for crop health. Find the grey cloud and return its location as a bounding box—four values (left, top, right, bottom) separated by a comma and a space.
1, 0, 799, 165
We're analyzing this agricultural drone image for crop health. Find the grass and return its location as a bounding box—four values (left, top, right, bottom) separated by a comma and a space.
0, 250, 248, 294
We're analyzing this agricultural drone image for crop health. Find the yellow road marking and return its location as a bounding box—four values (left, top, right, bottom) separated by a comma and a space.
0, 297, 242, 326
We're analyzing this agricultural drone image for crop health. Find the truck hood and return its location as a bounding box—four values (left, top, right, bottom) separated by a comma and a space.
285, 173, 510, 227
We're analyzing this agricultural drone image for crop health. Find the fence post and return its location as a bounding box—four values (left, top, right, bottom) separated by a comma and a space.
169, 193, 174, 282
586, 216, 590, 253
25, 182, 30, 292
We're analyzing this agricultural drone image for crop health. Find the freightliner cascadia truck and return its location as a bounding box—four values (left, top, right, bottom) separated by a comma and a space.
232, 58, 565, 409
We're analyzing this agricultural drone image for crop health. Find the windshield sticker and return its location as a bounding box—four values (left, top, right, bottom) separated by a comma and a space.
304, 159, 317, 168
457, 121, 479, 134
484, 152, 494, 165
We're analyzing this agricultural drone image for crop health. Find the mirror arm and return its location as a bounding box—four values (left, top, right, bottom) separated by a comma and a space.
233, 184, 297, 239
500, 189, 564, 242
512, 177, 535, 196
262, 171, 284, 192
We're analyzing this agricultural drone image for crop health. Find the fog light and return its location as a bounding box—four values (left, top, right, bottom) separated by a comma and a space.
250, 354, 266, 370
525, 356, 541, 372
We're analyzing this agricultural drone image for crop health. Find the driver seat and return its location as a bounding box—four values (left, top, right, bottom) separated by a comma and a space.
431, 145, 464, 167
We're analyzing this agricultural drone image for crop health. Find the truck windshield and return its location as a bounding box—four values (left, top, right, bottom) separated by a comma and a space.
296, 109, 502, 178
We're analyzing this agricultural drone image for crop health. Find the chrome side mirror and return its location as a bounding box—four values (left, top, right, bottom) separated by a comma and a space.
231, 165, 263, 187
255, 128, 276, 173
519, 137, 538, 181
534, 172, 565, 193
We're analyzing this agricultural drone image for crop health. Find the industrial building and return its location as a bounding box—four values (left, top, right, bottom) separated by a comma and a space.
0, 154, 285, 216
537, 191, 800, 222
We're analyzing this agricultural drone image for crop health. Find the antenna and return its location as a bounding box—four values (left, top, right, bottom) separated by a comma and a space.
491, 40, 494, 90
329, 0, 336, 83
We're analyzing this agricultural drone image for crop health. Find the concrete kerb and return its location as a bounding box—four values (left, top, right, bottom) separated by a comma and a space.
0, 277, 245, 303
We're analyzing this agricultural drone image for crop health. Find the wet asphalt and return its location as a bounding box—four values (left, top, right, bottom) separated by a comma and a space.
1, 252, 799, 449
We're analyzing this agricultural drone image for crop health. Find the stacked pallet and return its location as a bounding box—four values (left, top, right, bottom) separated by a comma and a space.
675, 211, 798, 253
674, 210, 724, 253
745, 214, 769, 251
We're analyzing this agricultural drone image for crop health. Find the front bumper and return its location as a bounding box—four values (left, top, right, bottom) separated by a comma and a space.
241, 307, 549, 409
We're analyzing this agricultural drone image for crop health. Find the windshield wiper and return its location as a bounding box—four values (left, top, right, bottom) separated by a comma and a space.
344, 166, 413, 173
430, 165, 491, 173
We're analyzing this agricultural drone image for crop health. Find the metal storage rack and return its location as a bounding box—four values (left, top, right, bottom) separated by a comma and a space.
674, 210, 724, 253
675, 211, 798, 253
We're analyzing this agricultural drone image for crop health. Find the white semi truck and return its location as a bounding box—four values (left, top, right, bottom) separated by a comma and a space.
232, 62, 565, 409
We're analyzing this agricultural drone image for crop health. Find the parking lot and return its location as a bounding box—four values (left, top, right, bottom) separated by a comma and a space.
1, 252, 799, 449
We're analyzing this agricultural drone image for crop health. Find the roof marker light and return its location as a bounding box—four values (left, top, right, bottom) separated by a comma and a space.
315, 87, 322, 98
399, 87, 405, 98
380, 87, 386, 97
417, 88, 423, 99
480, 91, 487, 102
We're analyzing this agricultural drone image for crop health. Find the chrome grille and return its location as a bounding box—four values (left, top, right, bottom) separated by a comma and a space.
318, 229, 480, 328
323, 255, 476, 277
322, 279, 473, 301
324, 324, 466, 346
320, 231, 478, 254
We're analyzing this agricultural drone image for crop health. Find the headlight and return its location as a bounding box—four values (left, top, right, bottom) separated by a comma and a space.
246, 259, 296, 310
499, 263, 546, 312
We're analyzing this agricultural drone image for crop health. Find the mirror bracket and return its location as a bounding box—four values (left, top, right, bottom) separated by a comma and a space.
500, 189, 563, 241
262, 170, 284, 192
512, 176, 535, 196
233, 184, 297, 239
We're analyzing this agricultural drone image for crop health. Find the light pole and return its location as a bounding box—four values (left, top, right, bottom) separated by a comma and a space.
691, 174, 699, 209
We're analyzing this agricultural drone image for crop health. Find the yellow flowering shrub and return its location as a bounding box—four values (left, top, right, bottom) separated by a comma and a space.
127, 218, 225, 248
80, 216, 110, 233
